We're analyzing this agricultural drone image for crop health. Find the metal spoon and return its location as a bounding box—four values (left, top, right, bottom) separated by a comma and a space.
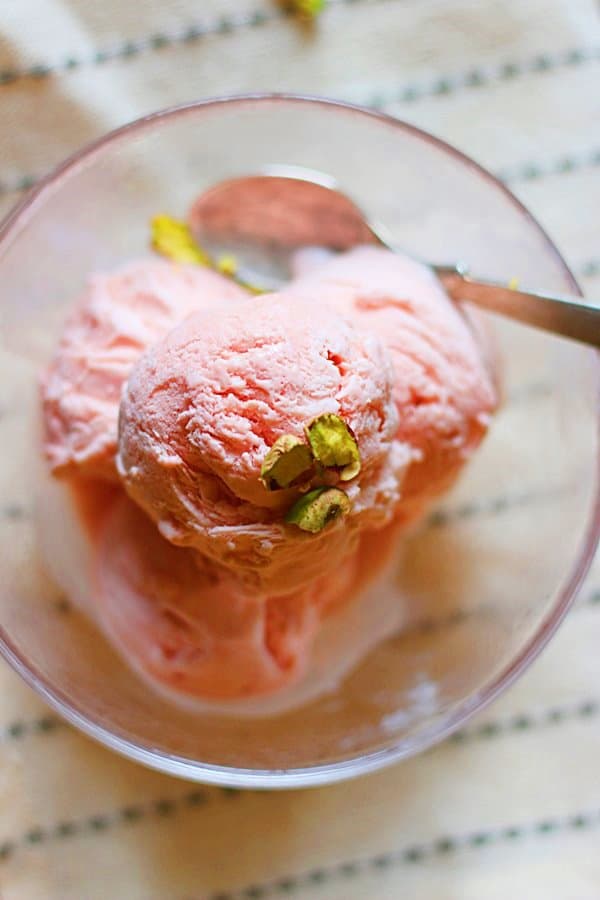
188, 165, 599, 348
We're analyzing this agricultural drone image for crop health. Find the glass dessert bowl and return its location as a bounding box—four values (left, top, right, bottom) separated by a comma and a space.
0, 95, 597, 788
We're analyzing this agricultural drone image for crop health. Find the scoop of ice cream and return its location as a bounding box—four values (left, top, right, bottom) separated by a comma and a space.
117, 293, 403, 592
41, 258, 248, 480
287, 246, 499, 521
40, 475, 403, 712
92, 494, 358, 701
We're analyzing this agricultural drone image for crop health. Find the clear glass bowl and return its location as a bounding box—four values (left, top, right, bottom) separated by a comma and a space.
0, 95, 597, 788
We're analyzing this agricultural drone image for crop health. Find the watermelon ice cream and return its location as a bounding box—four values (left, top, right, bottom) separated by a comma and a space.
41, 259, 247, 481
287, 245, 498, 524
91, 494, 378, 702
39, 215, 498, 712
117, 292, 405, 593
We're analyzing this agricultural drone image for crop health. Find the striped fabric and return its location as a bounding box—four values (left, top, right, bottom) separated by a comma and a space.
0, 0, 599, 896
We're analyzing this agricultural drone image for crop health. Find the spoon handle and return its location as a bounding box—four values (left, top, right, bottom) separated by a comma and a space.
436, 266, 600, 348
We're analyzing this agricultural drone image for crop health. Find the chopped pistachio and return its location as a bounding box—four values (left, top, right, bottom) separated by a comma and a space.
216, 254, 238, 277
285, 486, 351, 533
151, 215, 212, 266
291, 0, 326, 17
150, 215, 268, 294
305, 413, 361, 481
260, 435, 315, 490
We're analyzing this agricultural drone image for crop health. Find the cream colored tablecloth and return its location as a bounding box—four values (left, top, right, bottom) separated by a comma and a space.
1, 1, 599, 897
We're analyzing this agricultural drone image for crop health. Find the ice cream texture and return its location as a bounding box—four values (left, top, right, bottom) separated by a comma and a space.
90, 493, 406, 707
93, 495, 324, 699
288, 246, 498, 522
40, 239, 498, 708
41, 258, 247, 480
117, 292, 403, 592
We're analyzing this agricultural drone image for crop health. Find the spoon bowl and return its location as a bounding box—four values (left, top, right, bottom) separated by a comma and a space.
190, 166, 600, 347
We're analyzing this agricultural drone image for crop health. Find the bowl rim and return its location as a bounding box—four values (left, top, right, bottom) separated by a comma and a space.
1, 92, 598, 789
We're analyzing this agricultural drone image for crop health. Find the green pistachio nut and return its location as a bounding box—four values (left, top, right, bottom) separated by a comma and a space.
285, 486, 352, 533
294, 0, 325, 17
260, 435, 315, 491
305, 413, 361, 482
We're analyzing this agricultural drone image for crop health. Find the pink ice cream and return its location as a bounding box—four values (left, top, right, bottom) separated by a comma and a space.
41, 259, 247, 480
90, 493, 396, 703
117, 292, 404, 593
93, 495, 325, 699
287, 246, 498, 522
40, 239, 499, 709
